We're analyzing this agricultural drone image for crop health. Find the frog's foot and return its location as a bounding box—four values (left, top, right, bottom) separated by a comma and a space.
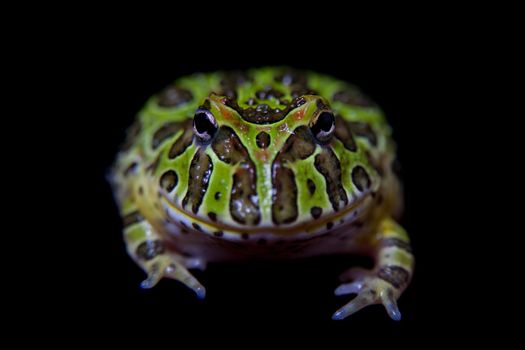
333, 267, 404, 321
140, 255, 206, 299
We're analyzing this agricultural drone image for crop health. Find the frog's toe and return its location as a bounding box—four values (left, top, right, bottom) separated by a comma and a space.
334, 281, 364, 296
140, 256, 206, 299
333, 271, 402, 321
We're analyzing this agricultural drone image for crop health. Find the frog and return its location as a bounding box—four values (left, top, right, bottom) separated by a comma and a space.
110, 67, 414, 321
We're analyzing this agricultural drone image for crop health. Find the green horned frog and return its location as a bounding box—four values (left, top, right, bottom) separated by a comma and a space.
110, 67, 414, 321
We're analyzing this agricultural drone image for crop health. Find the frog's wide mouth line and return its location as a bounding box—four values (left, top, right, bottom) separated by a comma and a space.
160, 191, 374, 236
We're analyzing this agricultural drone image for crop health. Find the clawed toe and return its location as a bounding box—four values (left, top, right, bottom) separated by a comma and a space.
332, 292, 376, 320
380, 289, 401, 320
334, 281, 364, 296
140, 262, 164, 289
140, 256, 206, 299
333, 269, 402, 321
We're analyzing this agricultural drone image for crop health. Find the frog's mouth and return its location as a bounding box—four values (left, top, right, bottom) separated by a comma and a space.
160, 191, 375, 237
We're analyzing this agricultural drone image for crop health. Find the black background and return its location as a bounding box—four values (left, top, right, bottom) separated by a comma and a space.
64, 38, 466, 342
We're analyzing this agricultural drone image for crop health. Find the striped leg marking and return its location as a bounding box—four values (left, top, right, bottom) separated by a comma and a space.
333, 217, 414, 321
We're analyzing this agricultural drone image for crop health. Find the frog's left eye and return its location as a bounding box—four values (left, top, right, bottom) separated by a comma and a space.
193, 108, 218, 143
310, 111, 335, 143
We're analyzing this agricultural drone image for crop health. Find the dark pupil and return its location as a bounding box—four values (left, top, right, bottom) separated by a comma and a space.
194, 112, 214, 135
317, 112, 334, 132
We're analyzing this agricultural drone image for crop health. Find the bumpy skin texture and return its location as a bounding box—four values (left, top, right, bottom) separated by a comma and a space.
110, 67, 414, 320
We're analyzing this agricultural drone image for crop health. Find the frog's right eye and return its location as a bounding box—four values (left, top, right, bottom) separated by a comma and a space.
193, 108, 218, 143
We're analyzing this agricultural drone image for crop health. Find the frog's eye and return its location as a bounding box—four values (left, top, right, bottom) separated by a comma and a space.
193, 108, 218, 143
310, 111, 335, 143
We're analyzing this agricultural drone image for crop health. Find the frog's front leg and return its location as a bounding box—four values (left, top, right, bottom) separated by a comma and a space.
333, 217, 414, 321
123, 213, 206, 298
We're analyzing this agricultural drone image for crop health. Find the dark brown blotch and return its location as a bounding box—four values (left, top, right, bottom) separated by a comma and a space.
256, 131, 271, 149
349, 121, 377, 146
224, 94, 302, 125
378, 266, 410, 289
382, 238, 412, 253
168, 120, 194, 159
352, 166, 371, 192
272, 167, 298, 225
220, 71, 250, 100
307, 178, 316, 195
279, 126, 316, 162
158, 86, 193, 107
243, 104, 286, 124
334, 117, 358, 152
255, 104, 269, 114
123, 211, 144, 228
159, 170, 178, 192
289, 96, 307, 109
314, 148, 348, 211
212, 126, 250, 164
152, 122, 182, 149
192, 223, 203, 232
136, 240, 165, 261
316, 98, 330, 111
231, 167, 261, 225
182, 149, 213, 214
146, 152, 162, 174
208, 212, 218, 222
310, 206, 323, 219
326, 222, 334, 230
213, 231, 224, 237
124, 162, 138, 176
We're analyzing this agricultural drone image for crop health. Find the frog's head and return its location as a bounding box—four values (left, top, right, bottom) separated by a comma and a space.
153, 70, 392, 238
170, 71, 386, 237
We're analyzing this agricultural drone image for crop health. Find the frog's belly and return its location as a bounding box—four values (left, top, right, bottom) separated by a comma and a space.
162, 221, 373, 262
